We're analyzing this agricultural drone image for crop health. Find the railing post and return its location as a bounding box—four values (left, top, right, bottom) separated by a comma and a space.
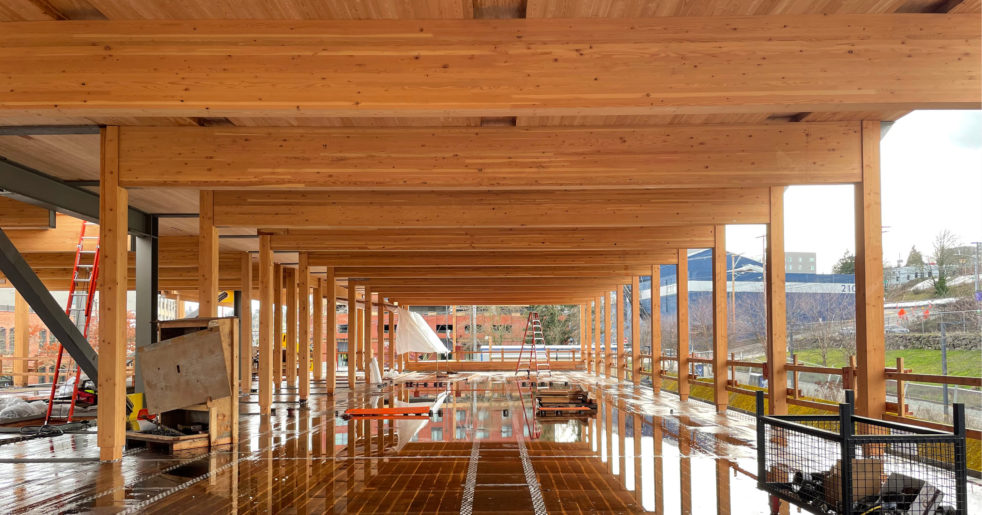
839, 391, 855, 513
895, 357, 905, 417
954, 403, 967, 511
792, 354, 799, 400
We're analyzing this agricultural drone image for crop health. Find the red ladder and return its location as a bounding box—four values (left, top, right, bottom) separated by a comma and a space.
514, 312, 551, 377
43, 221, 100, 425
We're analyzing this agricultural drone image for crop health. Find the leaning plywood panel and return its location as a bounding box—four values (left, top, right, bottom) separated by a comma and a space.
138, 326, 231, 414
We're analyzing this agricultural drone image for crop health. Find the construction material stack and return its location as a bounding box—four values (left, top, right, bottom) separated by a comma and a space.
534, 382, 597, 418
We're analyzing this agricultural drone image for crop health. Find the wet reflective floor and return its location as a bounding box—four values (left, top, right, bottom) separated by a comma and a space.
0, 372, 977, 513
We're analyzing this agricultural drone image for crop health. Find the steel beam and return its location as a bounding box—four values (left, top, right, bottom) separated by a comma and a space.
0, 227, 99, 382
133, 216, 159, 393
0, 126, 100, 136
0, 159, 152, 236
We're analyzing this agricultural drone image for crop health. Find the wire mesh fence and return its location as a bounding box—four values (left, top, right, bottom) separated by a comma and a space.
757, 391, 967, 514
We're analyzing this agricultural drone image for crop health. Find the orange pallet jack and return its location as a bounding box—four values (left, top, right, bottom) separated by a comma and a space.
514, 312, 551, 377
42, 221, 100, 427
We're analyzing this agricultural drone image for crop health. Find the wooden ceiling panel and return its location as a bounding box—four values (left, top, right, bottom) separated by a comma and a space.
306, 250, 677, 267
0, 0, 59, 21
0, 134, 99, 181
83, 0, 474, 19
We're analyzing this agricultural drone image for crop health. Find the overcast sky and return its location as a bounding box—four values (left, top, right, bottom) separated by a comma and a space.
727, 110, 982, 273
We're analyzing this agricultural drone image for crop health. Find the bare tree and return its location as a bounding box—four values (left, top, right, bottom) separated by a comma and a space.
931, 229, 960, 296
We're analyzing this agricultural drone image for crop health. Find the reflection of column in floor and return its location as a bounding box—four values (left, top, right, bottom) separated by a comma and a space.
605, 395, 613, 474
653, 416, 664, 515
261, 418, 273, 513
715, 434, 731, 515
633, 413, 643, 506
617, 398, 627, 484
679, 421, 692, 515
300, 413, 310, 510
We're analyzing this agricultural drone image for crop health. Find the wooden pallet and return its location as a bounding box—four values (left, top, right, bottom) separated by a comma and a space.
125, 430, 210, 453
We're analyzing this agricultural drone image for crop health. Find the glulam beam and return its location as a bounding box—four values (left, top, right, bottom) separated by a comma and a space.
307, 250, 677, 267
116, 123, 862, 188
267, 226, 715, 252
215, 189, 769, 228
1, 16, 977, 119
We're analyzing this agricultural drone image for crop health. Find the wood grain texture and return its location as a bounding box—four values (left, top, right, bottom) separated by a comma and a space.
214, 189, 770, 228
765, 187, 788, 414
267, 225, 715, 252
0, 196, 52, 229
650, 264, 661, 391
198, 191, 219, 317
1, 16, 977, 118
115, 123, 862, 188
855, 120, 886, 418
307, 250, 677, 267
712, 226, 727, 412
326, 268, 337, 393
240, 252, 253, 395
97, 125, 127, 461
677, 248, 690, 401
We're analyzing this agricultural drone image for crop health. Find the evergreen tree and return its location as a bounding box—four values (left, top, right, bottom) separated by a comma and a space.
905, 246, 924, 267
832, 250, 855, 274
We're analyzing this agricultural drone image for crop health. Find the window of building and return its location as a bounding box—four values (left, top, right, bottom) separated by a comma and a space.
0, 328, 6, 354
435, 324, 453, 332
338, 324, 348, 333
430, 427, 443, 441
455, 427, 467, 440
455, 409, 466, 422
501, 425, 512, 438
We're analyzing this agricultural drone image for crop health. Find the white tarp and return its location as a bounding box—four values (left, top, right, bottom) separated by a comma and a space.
394, 307, 449, 355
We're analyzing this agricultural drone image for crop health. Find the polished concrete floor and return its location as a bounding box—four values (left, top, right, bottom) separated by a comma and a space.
0, 372, 975, 513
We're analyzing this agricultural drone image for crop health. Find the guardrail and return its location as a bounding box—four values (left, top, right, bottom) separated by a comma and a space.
636, 351, 981, 439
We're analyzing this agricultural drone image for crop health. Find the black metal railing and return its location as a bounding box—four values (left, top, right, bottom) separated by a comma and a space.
756, 390, 967, 514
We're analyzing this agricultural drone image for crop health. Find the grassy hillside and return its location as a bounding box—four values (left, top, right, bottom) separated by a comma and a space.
793, 348, 981, 377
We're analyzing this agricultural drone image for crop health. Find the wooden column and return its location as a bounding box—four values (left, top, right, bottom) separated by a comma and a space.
347, 284, 357, 385
766, 187, 788, 414
579, 304, 587, 368
285, 267, 298, 390
712, 226, 729, 413
12, 292, 28, 387
616, 285, 626, 381
273, 264, 283, 390
326, 268, 337, 394
258, 235, 273, 414
651, 265, 662, 392
376, 294, 385, 373
387, 310, 396, 373
240, 253, 253, 396
97, 126, 128, 461
175, 293, 185, 318
677, 249, 690, 401
603, 292, 612, 377
313, 277, 323, 383
855, 120, 886, 419
198, 190, 219, 318
593, 296, 601, 375
298, 254, 310, 401
363, 286, 372, 377
631, 276, 641, 386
